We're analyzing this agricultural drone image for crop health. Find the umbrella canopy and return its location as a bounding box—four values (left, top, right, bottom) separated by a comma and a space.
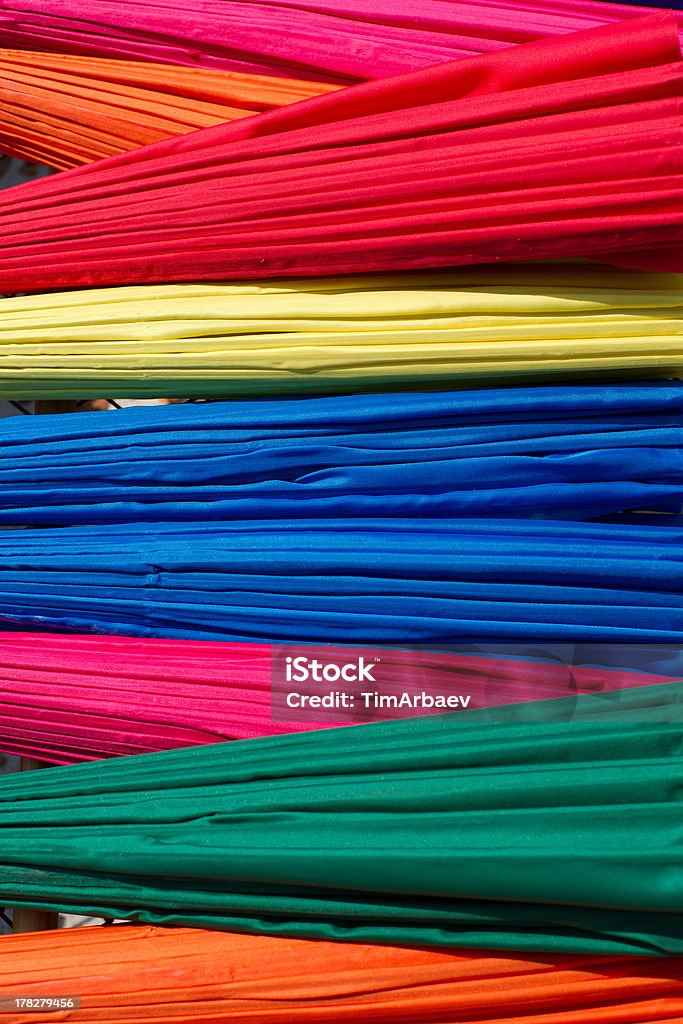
0, 16, 680, 293
0, 50, 336, 169
0, 683, 682, 954
0, 265, 680, 398
0, 0, 679, 83
0, 383, 682, 524
1, 925, 683, 1023
0, 517, 680, 643
0, 632, 677, 764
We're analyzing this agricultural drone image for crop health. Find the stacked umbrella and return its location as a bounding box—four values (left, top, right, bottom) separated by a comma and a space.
0, 2, 681, 1020
0, 632, 678, 764
0, 49, 335, 168
0, 0, 680, 81
0, 266, 681, 397
0, 686, 683, 954
3, 927, 683, 1024
0, 15, 680, 295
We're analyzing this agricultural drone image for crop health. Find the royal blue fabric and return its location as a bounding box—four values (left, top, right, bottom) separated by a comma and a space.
608, 0, 682, 7
0, 518, 681, 644
0, 384, 681, 524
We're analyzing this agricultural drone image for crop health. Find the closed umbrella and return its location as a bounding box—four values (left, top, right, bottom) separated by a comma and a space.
0, 0, 679, 83
0, 16, 680, 293
0, 517, 679, 643
0, 265, 680, 398
1, 925, 682, 1023
0, 683, 682, 954
0, 50, 335, 169
0, 631, 676, 764
0, 383, 682, 524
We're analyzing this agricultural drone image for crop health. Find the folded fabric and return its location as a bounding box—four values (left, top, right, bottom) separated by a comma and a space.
0, 632, 677, 764
2, 926, 683, 1024
0, 15, 681, 293
0, 265, 681, 397
1, 382, 683, 523
0, 50, 335, 169
0, 517, 681, 643
0, 0, 680, 82
1, 683, 683, 954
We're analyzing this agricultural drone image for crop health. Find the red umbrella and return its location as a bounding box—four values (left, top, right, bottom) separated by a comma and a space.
0, 14, 679, 293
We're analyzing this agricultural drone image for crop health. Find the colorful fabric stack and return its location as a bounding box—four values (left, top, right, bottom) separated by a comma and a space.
0, 0, 681, 1015
0, 265, 681, 397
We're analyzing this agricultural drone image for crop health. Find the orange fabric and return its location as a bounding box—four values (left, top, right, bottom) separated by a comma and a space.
0, 925, 681, 1022
0, 50, 337, 168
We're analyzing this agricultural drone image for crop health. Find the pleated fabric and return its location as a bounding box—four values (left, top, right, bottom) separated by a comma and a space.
0, 15, 681, 293
1, 926, 683, 1024
0, 383, 682, 524
0, 683, 683, 954
0, 0, 680, 83
0, 517, 681, 643
0, 50, 336, 169
0, 265, 681, 398
0, 632, 677, 764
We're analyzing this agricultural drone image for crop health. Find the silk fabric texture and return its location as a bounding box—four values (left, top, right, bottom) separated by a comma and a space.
0, 265, 681, 397
1, 683, 683, 954
0, 50, 336, 168
0, 517, 680, 642
0, 16, 681, 293
0, 632, 676, 764
0, 0, 680, 82
2, 927, 683, 1024
0, 383, 682, 524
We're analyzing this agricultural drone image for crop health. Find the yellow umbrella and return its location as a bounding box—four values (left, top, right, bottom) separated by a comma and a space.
0, 264, 679, 398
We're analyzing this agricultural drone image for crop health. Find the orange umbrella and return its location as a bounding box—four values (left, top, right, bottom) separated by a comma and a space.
0, 49, 336, 168
0, 925, 681, 1023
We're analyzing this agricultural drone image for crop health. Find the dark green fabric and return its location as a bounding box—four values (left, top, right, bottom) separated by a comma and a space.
1, 682, 682, 955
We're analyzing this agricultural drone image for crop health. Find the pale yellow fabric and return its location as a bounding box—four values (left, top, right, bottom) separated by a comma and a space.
0, 264, 680, 397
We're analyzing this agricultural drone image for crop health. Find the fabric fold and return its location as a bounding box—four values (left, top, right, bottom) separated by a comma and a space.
0, 16, 680, 291
0, 684, 682, 954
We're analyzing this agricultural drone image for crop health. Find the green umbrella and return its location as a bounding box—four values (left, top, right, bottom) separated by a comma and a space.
0, 681, 681, 955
